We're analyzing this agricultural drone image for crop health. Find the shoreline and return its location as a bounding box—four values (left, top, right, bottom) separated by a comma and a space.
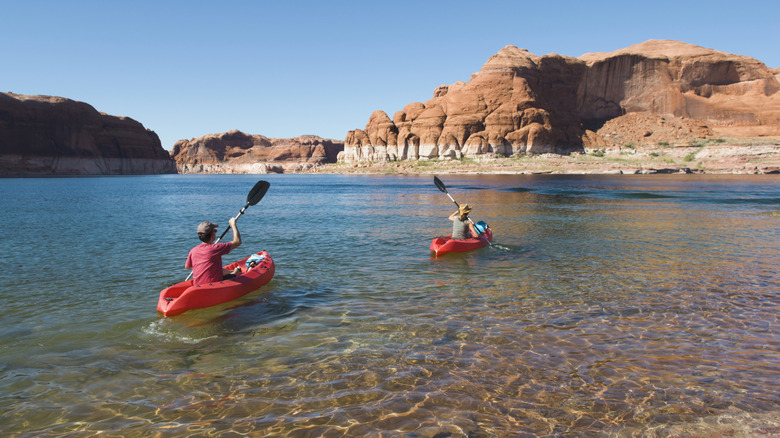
304, 140, 780, 176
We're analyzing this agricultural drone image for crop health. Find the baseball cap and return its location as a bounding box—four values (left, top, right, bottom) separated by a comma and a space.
197, 221, 218, 235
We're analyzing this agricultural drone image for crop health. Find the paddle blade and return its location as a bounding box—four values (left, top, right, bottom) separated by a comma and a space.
246, 180, 270, 206
434, 176, 448, 193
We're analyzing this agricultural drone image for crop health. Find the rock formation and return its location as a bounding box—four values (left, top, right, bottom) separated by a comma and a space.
172, 130, 344, 173
340, 40, 780, 163
579, 40, 780, 136
0, 92, 176, 175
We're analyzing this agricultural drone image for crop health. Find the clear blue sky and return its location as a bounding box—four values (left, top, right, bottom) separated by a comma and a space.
2, 0, 778, 150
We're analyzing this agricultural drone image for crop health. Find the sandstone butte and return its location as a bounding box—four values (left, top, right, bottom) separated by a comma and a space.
172, 130, 344, 174
0, 92, 176, 176
337, 39, 780, 174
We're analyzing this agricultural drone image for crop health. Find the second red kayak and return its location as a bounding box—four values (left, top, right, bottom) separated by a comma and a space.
157, 250, 275, 317
430, 228, 493, 256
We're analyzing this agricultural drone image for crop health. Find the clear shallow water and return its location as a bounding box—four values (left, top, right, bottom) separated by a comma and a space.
0, 174, 778, 437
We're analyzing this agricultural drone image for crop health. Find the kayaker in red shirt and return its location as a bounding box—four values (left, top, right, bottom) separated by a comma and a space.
185, 217, 242, 286
448, 203, 478, 240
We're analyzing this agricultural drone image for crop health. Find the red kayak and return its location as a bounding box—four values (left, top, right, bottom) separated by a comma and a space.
430, 228, 493, 256
157, 250, 275, 317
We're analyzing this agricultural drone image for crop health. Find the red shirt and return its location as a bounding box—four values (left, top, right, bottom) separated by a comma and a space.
186, 242, 233, 286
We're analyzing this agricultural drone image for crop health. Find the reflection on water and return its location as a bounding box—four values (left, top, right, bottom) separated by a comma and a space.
0, 174, 778, 437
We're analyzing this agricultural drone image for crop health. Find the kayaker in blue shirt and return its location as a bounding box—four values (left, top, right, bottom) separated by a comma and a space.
449, 203, 478, 240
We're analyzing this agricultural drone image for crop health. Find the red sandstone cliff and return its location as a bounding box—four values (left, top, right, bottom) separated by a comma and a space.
172, 130, 344, 173
341, 40, 780, 163
579, 40, 780, 136
0, 92, 176, 175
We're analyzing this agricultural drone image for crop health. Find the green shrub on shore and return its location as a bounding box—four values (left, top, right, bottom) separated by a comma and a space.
690, 139, 706, 147
414, 159, 440, 168
690, 138, 731, 148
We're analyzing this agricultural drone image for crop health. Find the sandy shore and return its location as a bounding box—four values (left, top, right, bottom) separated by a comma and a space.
306, 139, 780, 175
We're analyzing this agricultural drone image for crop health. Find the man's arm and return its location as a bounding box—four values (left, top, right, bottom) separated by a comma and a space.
228, 216, 241, 250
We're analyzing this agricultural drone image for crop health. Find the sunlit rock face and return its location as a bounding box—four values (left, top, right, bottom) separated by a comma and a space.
341, 40, 780, 163
172, 130, 344, 173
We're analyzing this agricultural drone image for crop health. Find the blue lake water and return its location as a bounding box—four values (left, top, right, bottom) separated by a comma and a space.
1, 173, 778, 437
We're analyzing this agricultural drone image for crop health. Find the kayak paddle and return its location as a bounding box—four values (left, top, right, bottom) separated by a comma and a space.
434, 176, 492, 247
186, 180, 271, 280
215, 180, 270, 242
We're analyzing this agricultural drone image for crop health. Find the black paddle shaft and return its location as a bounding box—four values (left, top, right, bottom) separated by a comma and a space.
434, 176, 461, 207
216, 180, 270, 242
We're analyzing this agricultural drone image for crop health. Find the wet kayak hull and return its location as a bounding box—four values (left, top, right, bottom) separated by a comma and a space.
430, 229, 493, 256
157, 250, 274, 317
